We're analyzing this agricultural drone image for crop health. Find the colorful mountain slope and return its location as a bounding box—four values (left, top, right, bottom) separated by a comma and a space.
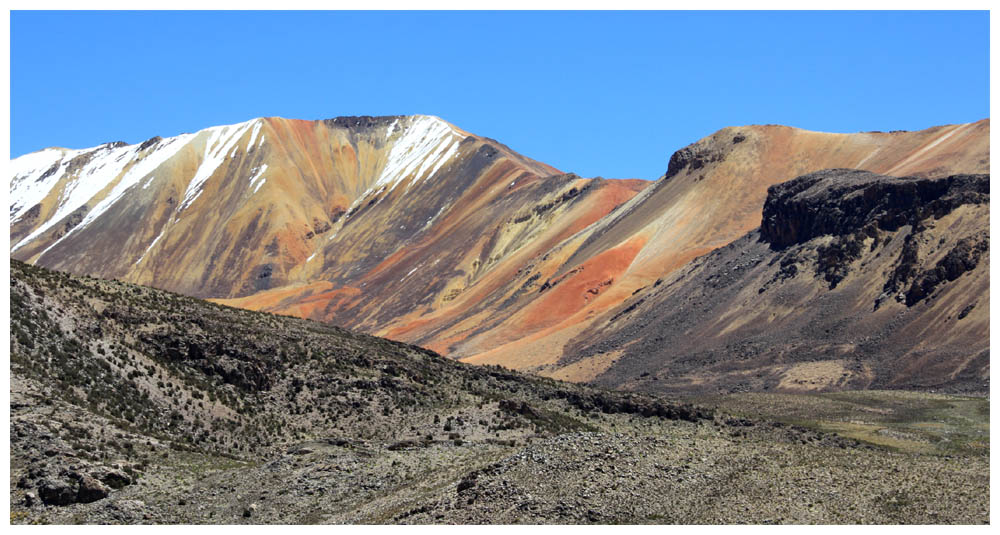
455, 120, 990, 375
9, 117, 989, 391
11, 114, 645, 313
560, 169, 989, 394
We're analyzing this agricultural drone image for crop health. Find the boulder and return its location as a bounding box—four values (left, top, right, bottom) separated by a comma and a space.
38, 478, 76, 506
243, 503, 258, 518
91, 467, 133, 490
76, 475, 110, 503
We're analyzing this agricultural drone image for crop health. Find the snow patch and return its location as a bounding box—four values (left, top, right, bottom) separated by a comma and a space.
248, 163, 268, 195
372, 115, 464, 194
9, 148, 76, 224
14, 134, 192, 254
177, 120, 255, 212
425, 138, 460, 181
420, 204, 448, 231
252, 178, 267, 195
12, 144, 136, 252
385, 119, 399, 136
247, 120, 263, 150
344, 116, 464, 215
400, 265, 419, 282
72, 135, 191, 231
134, 229, 166, 265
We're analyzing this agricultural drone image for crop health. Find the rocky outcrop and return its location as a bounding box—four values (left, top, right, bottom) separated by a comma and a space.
75, 475, 111, 504
35, 474, 112, 506
323, 115, 404, 130
760, 169, 989, 249
663, 144, 727, 181
38, 479, 76, 506
903, 233, 989, 306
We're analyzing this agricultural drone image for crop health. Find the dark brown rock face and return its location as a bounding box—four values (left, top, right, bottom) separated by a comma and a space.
760, 169, 988, 249
76, 475, 111, 504
663, 144, 726, 180
38, 479, 76, 506
760, 170, 990, 294
91, 468, 133, 490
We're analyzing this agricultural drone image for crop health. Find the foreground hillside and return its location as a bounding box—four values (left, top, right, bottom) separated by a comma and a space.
10, 117, 988, 381
9, 262, 988, 524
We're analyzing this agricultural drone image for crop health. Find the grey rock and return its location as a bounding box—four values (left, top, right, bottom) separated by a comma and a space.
91, 467, 132, 489
77, 475, 111, 503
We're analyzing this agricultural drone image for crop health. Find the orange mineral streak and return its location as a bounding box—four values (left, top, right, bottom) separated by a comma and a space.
371, 179, 648, 348
212, 281, 337, 311
520, 234, 648, 332
459, 234, 648, 368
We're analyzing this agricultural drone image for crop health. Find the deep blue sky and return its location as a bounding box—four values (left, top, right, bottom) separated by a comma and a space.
10, 11, 990, 179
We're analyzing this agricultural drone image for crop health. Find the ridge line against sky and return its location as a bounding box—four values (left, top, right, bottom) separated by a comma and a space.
9, 10, 989, 179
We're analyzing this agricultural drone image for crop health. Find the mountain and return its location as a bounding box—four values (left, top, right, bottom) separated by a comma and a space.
456, 120, 990, 377
10, 114, 647, 357
9, 116, 989, 390
560, 169, 989, 395
10, 115, 634, 297
9, 261, 988, 524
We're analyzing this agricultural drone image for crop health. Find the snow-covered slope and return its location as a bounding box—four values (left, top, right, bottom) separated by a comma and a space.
9, 114, 639, 326
10, 115, 471, 257
10, 116, 485, 277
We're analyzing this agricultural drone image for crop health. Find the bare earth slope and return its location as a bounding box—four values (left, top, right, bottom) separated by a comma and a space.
562, 169, 989, 395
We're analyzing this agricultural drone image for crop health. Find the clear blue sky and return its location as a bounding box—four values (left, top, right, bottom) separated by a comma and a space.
10, 10, 989, 179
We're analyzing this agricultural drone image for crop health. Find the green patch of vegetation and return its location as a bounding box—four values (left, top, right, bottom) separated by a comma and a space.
525, 407, 599, 435
691, 390, 989, 456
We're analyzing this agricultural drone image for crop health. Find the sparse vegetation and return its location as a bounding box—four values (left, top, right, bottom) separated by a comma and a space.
8, 261, 988, 524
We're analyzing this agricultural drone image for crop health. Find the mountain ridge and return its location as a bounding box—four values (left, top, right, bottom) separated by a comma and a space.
9, 115, 990, 393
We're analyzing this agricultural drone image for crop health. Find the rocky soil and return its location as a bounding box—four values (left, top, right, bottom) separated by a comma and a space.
9, 260, 989, 524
